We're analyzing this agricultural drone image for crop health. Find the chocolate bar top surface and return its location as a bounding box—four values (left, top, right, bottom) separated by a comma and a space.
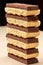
7, 23, 39, 32
6, 3, 39, 10
8, 53, 38, 64
7, 34, 38, 43
7, 44, 38, 54
6, 14, 39, 21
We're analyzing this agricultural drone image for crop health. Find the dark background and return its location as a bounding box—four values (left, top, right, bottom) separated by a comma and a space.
0, 0, 43, 30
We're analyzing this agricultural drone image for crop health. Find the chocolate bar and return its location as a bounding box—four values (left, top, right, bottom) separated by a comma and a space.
7, 23, 39, 38
6, 14, 40, 27
5, 3, 40, 16
6, 34, 39, 49
8, 53, 38, 64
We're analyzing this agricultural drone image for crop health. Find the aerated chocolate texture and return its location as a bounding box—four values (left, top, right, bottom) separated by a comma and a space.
5, 3, 40, 16
6, 34, 38, 43
8, 53, 38, 64
6, 14, 39, 21
7, 23, 39, 32
5, 3, 40, 65
7, 44, 38, 54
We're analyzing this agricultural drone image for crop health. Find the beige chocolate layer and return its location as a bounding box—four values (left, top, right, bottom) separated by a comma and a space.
5, 7, 40, 16
7, 38, 38, 49
7, 18, 40, 27
7, 27, 39, 38
8, 47, 38, 59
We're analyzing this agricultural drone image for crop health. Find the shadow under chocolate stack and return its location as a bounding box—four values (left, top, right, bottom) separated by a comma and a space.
5, 3, 40, 65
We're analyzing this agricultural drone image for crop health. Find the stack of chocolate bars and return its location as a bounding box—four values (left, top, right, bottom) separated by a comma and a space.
5, 3, 40, 65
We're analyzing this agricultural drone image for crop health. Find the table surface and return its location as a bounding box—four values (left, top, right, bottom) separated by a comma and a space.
0, 26, 43, 65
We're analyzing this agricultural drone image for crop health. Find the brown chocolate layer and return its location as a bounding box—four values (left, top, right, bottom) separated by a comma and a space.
8, 53, 38, 64
6, 14, 39, 21
7, 44, 38, 54
6, 34, 38, 43
7, 23, 39, 32
6, 3, 39, 10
